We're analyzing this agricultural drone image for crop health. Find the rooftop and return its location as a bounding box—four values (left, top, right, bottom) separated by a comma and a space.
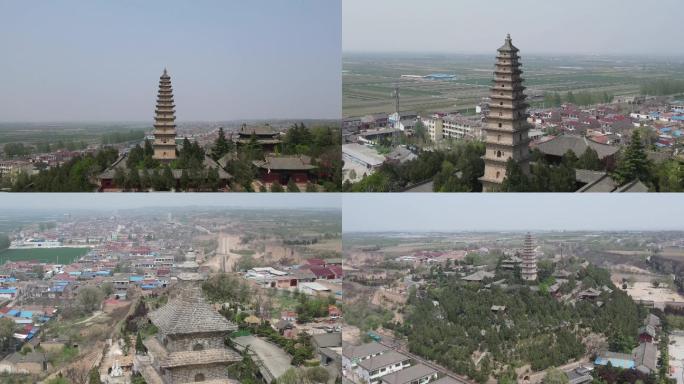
343, 342, 388, 360
148, 285, 237, 335
357, 350, 409, 371
380, 363, 437, 384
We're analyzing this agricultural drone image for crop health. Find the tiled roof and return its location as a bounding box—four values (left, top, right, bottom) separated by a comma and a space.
148, 285, 237, 335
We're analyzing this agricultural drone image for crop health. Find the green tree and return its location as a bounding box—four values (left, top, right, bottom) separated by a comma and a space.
126, 168, 141, 191
542, 368, 569, 384
180, 169, 190, 191
287, 179, 300, 192
113, 167, 126, 188
78, 286, 104, 313
212, 127, 232, 159
0, 234, 10, 251
614, 130, 652, 185
143, 138, 154, 157
0, 318, 15, 351
140, 168, 151, 190
270, 181, 284, 192
577, 147, 602, 170
162, 166, 175, 191
88, 366, 102, 384
135, 332, 146, 354
501, 159, 530, 192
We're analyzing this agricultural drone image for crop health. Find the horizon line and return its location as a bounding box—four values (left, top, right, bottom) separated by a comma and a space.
342, 50, 684, 59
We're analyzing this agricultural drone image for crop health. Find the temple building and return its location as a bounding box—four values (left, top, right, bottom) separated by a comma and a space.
135, 284, 240, 383
479, 34, 531, 191
252, 155, 317, 186
521, 233, 538, 282
153, 69, 178, 162
235, 124, 282, 153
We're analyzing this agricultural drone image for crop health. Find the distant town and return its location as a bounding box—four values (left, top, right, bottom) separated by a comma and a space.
0, 206, 342, 383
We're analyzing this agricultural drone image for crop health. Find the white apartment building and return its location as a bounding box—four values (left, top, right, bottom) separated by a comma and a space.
422, 114, 483, 142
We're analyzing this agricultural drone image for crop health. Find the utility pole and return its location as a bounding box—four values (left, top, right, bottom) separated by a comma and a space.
391, 84, 400, 146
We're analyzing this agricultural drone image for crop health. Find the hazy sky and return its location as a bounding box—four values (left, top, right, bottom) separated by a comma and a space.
343, 0, 683, 55
343, 194, 684, 232
0, 193, 341, 211
0, 0, 341, 122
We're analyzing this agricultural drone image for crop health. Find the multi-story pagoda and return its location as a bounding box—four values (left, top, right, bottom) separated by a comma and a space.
521, 232, 538, 282
153, 68, 178, 162
135, 284, 240, 383
479, 34, 531, 191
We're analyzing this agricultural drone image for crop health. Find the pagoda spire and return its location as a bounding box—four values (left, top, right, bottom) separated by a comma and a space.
152, 68, 177, 162
479, 34, 531, 191
521, 232, 538, 282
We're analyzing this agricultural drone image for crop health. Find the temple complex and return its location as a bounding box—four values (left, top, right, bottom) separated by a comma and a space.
153, 69, 178, 162
479, 34, 531, 191
235, 124, 282, 153
134, 284, 240, 383
521, 232, 538, 282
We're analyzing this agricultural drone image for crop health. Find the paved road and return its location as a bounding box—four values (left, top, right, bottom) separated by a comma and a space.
233, 335, 293, 380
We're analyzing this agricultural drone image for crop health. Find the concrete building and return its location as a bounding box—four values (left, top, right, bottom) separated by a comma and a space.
480, 34, 531, 191
356, 350, 411, 384
342, 342, 389, 372
342, 143, 386, 182
423, 114, 484, 142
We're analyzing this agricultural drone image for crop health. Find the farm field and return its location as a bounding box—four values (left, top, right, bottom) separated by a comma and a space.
343, 53, 684, 117
0, 247, 89, 264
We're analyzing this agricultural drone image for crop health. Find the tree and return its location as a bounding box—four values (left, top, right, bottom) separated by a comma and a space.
0, 234, 9, 251
501, 159, 530, 192
101, 283, 114, 297
656, 159, 684, 192
143, 139, 154, 158
78, 286, 104, 313
212, 127, 232, 159
614, 130, 652, 185
140, 168, 151, 191
88, 366, 102, 384
206, 167, 220, 191
287, 179, 300, 192
180, 169, 190, 191
414, 121, 428, 143
126, 168, 141, 191
271, 181, 284, 192
113, 167, 126, 189
542, 368, 569, 384
561, 149, 578, 168
577, 147, 602, 171
32, 265, 44, 279
0, 318, 15, 351
305, 366, 330, 383
162, 166, 175, 191
135, 332, 146, 354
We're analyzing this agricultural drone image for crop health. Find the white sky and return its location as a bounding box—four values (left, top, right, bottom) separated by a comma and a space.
343, 0, 684, 55
343, 194, 684, 232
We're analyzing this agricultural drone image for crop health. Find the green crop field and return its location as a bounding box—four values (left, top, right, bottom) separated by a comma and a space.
343, 53, 684, 118
0, 248, 88, 265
